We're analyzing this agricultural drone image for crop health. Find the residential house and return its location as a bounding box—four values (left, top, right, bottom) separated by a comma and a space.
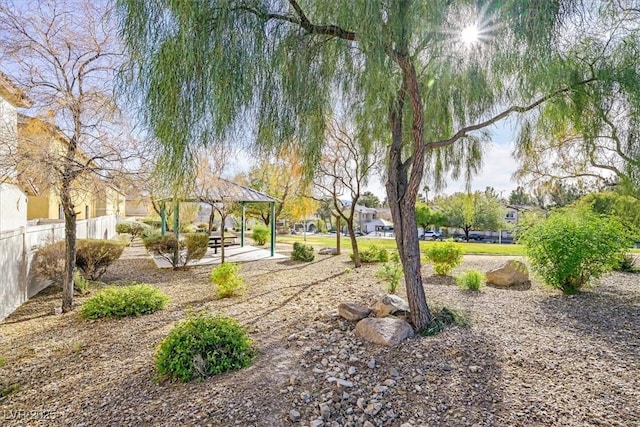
0, 73, 31, 232
16, 115, 124, 222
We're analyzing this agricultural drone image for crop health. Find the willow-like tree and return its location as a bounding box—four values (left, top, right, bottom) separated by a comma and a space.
513, 3, 640, 198
117, 0, 598, 330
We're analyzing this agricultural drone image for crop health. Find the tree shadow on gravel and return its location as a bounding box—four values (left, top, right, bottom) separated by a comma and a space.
537, 278, 640, 359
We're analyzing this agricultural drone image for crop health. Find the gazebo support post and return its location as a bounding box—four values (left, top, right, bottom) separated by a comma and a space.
270, 202, 275, 257
240, 202, 245, 247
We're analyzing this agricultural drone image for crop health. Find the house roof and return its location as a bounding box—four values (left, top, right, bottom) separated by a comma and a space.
0, 72, 32, 108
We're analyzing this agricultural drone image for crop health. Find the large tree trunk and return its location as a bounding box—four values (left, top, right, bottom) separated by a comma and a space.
386, 62, 433, 331
61, 180, 76, 313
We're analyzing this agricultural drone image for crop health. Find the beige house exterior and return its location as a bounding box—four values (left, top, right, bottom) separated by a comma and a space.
17, 115, 125, 222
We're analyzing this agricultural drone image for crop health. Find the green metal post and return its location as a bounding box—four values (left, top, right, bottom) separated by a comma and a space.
240, 202, 245, 247
160, 202, 167, 236
270, 202, 275, 256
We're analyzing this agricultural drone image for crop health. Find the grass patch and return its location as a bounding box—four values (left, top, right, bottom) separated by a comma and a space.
277, 235, 525, 256
0, 357, 5, 367
419, 306, 470, 337
0, 383, 20, 398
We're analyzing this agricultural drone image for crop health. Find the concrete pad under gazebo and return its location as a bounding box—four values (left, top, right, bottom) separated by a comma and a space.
151, 244, 288, 268
157, 178, 280, 257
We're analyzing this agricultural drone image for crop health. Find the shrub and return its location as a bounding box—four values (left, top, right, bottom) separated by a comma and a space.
34, 240, 66, 286
375, 260, 403, 293
209, 262, 244, 299
518, 209, 632, 294
419, 306, 470, 337
456, 269, 485, 291
73, 271, 90, 295
424, 241, 463, 276
252, 224, 269, 246
34, 240, 121, 289
184, 233, 209, 263
292, 242, 315, 262
615, 253, 638, 273
354, 245, 389, 263
80, 283, 169, 319
75, 239, 125, 280
116, 221, 148, 242
143, 233, 185, 269
154, 313, 256, 382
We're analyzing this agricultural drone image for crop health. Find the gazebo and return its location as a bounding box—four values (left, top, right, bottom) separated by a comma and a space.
158, 179, 280, 256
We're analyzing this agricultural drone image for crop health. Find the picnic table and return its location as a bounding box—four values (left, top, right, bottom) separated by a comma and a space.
208, 234, 237, 254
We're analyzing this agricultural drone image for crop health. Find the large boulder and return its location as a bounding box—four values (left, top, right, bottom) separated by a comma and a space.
338, 302, 371, 321
355, 317, 414, 346
371, 294, 410, 317
486, 260, 529, 287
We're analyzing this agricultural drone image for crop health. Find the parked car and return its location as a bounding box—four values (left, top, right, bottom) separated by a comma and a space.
421, 230, 443, 240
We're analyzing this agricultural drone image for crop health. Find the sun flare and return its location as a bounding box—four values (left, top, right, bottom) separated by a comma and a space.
460, 24, 479, 45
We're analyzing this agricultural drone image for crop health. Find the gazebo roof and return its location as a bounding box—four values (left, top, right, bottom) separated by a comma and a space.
160, 178, 279, 204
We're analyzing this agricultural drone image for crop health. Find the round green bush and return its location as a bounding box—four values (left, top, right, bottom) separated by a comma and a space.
155, 313, 256, 382
424, 241, 463, 276
456, 269, 485, 291
209, 262, 244, 299
518, 209, 633, 294
252, 224, 269, 246
80, 283, 169, 319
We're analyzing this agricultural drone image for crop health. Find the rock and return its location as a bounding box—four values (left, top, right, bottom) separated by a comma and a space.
289, 410, 301, 422
486, 260, 529, 287
310, 419, 324, 427
355, 317, 414, 347
368, 359, 376, 369
336, 379, 353, 388
338, 303, 371, 321
320, 403, 331, 420
371, 294, 410, 317
389, 367, 400, 377
319, 247, 338, 255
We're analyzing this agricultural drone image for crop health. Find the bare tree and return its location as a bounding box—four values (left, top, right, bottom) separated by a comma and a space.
0, 0, 131, 312
314, 119, 383, 268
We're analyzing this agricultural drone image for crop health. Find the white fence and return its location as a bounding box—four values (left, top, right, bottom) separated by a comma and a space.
0, 215, 117, 321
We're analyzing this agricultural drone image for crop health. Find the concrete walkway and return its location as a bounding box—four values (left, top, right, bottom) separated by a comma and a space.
151, 244, 288, 269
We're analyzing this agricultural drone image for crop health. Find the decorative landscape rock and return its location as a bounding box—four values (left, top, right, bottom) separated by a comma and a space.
318, 247, 338, 255
371, 294, 410, 317
338, 303, 371, 321
355, 317, 414, 346
486, 260, 529, 287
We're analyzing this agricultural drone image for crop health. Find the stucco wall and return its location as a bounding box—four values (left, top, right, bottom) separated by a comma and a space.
0, 184, 27, 232
0, 215, 117, 321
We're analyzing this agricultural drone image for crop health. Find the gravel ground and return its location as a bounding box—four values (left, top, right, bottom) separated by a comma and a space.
0, 242, 639, 427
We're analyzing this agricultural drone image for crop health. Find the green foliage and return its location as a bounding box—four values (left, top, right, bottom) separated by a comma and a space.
209, 262, 244, 299
292, 242, 315, 262
573, 192, 640, 240
419, 306, 470, 337
252, 224, 269, 246
615, 253, 638, 273
375, 261, 403, 293
0, 383, 20, 398
518, 209, 633, 294
184, 233, 209, 263
425, 241, 464, 276
353, 245, 389, 263
154, 313, 256, 382
437, 192, 506, 237
76, 239, 125, 280
141, 217, 162, 229
116, 221, 148, 242
415, 202, 432, 230
456, 269, 485, 291
143, 233, 189, 269
80, 284, 169, 319
73, 271, 90, 295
